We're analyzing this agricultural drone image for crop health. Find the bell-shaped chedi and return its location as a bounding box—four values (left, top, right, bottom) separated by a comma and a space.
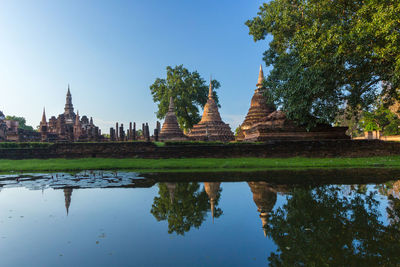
237, 65, 276, 141
248, 182, 277, 237
204, 182, 221, 223
159, 97, 188, 141
187, 80, 234, 142
239, 66, 349, 141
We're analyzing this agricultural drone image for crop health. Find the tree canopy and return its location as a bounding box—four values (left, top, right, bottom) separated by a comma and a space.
361, 105, 400, 135
246, 0, 400, 127
150, 65, 220, 131
5, 116, 35, 131
265, 185, 400, 266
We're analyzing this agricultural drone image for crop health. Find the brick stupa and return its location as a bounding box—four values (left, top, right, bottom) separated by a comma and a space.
238, 66, 349, 141
159, 97, 187, 141
236, 65, 276, 141
187, 80, 234, 142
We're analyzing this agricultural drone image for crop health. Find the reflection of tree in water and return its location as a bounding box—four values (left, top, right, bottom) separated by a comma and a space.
376, 180, 400, 225
265, 185, 400, 266
151, 182, 222, 235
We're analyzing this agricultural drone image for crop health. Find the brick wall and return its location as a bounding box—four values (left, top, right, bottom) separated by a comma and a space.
0, 140, 399, 159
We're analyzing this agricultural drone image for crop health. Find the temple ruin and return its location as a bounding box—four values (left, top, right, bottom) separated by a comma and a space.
187, 80, 234, 142
237, 66, 349, 141
159, 97, 187, 141
0, 110, 41, 142
39, 86, 103, 142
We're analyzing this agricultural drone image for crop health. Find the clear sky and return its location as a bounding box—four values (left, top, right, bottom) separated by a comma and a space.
0, 0, 270, 132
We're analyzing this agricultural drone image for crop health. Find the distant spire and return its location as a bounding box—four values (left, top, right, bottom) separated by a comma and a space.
41, 107, 47, 123
75, 110, 80, 125
64, 84, 74, 116
90, 117, 93, 125
208, 76, 213, 99
256, 65, 264, 89
168, 96, 175, 112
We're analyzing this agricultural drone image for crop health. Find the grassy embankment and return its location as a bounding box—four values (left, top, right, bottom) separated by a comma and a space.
1, 157, 400, 173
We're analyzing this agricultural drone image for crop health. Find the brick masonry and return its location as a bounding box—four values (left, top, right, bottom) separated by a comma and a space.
0, 140, 399, 159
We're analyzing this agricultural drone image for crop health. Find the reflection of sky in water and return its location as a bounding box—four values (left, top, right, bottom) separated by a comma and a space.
0, 182, 275, 266
0, 178, 397, 266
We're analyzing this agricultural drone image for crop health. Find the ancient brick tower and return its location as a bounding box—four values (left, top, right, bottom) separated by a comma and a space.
236, 65, 275, 141
73, 111, 82, 141
238, 66, 349, 141
159, 97, 187, 141
39, 108, 48, 141
64, 85, 76, 124
248, 182, 277, 237
187, 80, 234, 142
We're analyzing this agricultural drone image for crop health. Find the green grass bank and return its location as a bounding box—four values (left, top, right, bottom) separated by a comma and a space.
1, 156, 400, 173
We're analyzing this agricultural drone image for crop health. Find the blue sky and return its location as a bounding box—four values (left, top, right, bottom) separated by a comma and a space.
0, 0, 270, 132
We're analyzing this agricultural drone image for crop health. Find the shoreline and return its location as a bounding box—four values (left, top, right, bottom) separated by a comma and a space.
1, 156, 400, 173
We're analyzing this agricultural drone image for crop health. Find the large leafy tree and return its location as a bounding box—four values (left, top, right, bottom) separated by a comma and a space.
150, 65, 220, 131
5, 116, 35, 131
246, 0, 400, 127
150, 182, 222, 235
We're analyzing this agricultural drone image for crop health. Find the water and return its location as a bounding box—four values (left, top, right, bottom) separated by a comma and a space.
0, 170, 399, 266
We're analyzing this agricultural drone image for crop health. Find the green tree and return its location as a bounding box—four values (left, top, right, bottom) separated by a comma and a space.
246, 0, 400, 127
265, 185, 400, 266
5, 116, 35, 131
150, 65, 221, 131
150, 182, 222, 235
361, 105, 400, 135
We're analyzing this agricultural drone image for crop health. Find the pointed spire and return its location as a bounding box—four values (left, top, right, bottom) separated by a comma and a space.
75, 110, 80, 125
67, 84, 71, 96
256, 65, 264, 89
41, 107, 47, 123
168, 96, 175, 112
208, 76, 213, 99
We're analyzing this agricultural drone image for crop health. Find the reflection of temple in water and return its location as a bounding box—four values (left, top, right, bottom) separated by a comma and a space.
64, 188, 73, 215
248, 182, 277, 236
166, 183, 176, 204
204, 182, 221, 222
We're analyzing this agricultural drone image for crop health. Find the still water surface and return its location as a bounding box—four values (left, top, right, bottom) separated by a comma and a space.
0, 171, 399, 266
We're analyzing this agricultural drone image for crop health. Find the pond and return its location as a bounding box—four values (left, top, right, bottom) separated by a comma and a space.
0, 170, 399, 266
